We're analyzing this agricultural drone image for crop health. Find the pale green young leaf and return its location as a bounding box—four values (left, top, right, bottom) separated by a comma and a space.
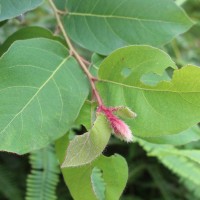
61, 155, 128, 200
61, 114, 111, 167
0, 0, 43, 21
64, 0, 193, 55
0, 38, 89, 154
97, 45, 200, 138
114, 106, 137, 119
56, 132, 128, 200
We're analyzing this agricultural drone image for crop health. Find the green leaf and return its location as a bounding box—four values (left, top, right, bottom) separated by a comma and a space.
62, 155, 128, 200
0, 26, 65, 57
64, 0, 193, 55
0, 38, 89, 154
56, 132, 128, 200
0, 0, 43, 22
61, 114, 111, 167
97, 45, 200, 137
91, 167, 106, 200
144, 125, 200, 145
54, 0, 67, 11
114, 106, 137, 119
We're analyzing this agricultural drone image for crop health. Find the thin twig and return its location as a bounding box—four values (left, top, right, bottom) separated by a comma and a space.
49, 0, 103, 106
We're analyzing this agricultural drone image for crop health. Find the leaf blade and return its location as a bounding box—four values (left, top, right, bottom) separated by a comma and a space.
65, 0, 193, 54
0, 0, 43, 21
97, 45, 200, 137
0, 38, 89, 154
61, 114, 111, 167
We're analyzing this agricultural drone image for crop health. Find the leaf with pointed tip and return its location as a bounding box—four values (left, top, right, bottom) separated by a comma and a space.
97, 45, 200, 138
0, 38, 89, 154
64, 0, 193, 55
114, 106, 137, 119
61, 114, 111, 167
0, 0, 43, 21
56, 134, 128, 200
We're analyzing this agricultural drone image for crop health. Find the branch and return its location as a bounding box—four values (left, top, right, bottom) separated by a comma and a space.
48, 0, 103, 106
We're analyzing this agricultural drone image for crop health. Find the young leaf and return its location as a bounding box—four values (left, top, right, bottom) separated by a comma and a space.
56, 133, 128, 200
62, 155, 128, 200
64, 0, 193, 55
0, 38, 89, 154
0, 0, 43, 21
113, 106, 137, 119
97, 45, 200, 138
61, 114, 111, 167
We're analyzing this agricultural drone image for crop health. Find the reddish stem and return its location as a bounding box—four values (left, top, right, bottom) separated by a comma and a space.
49, 0, 103, 106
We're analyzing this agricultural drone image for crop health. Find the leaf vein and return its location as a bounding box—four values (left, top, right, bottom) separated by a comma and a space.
0, 56, 70, 135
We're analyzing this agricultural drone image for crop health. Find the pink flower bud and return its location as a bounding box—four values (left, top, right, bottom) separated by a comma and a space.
97, 105, 134, 142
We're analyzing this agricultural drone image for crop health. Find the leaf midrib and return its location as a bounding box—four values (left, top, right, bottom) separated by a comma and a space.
68, 12, 188, 25
99, 79, 200, 93
0, 55, 70, 134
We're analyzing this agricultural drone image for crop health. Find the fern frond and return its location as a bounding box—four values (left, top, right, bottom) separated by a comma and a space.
25, 145, 60, 200
181, 178, 200, 200
138, 139, 200, 188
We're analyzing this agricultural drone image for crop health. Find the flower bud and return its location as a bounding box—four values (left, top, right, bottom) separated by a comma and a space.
97, 105, 135, 142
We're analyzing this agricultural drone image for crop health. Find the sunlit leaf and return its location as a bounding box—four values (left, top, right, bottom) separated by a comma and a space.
97, 45, 200, 138
61, 114, 111, 167
65, 0, 193, 54
0, 38, 89, 154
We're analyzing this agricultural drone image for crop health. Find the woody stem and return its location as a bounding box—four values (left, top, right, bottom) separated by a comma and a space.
49, 0, 103, 106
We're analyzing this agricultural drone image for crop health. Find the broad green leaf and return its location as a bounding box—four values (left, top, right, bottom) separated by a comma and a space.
97, 45, 200, 137
0, 0, 43, 22
0, 26, 65, 56
62, 155, 128, 200
54, 0, 67, 11
0, 38, 89, 154
91, 167, 106, 200
144, 125, 200, 145
56, 132, 128, 200
64, 0, 193, 55
61, 114, 111, 167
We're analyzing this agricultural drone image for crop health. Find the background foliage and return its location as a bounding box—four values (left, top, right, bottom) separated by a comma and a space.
0, 0, 200, 199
